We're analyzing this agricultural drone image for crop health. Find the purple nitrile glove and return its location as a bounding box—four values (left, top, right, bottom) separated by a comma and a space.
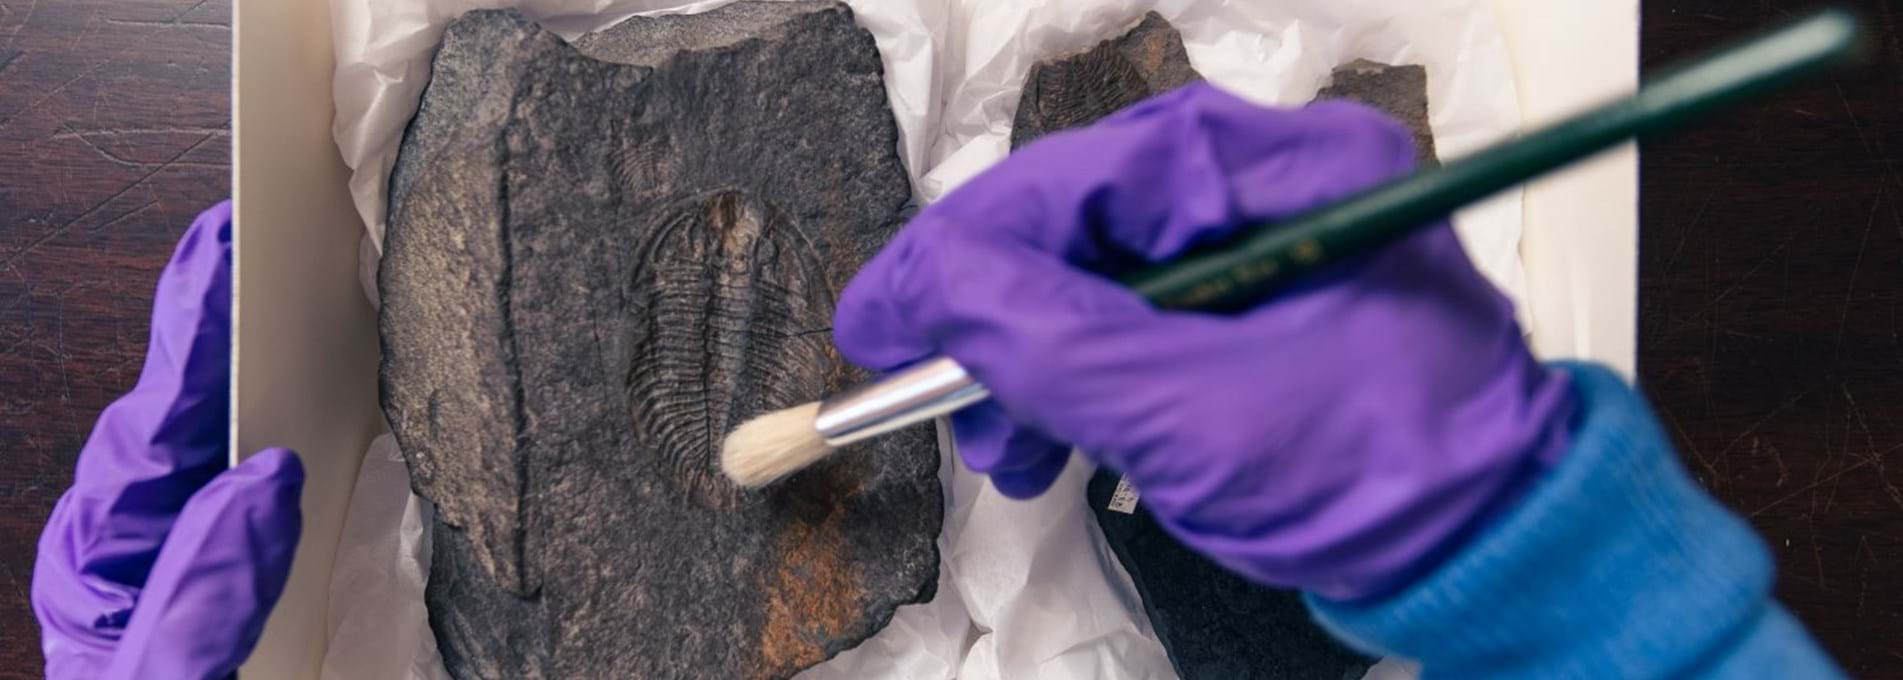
33, 201, 303, 679
833, 83, 1576, 601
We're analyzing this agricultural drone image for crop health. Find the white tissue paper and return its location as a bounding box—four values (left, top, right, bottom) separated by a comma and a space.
320, 435, 449, 680
326, 0, 1524, 677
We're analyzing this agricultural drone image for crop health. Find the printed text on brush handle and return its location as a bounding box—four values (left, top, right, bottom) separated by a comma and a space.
1130, 235, 1326, 310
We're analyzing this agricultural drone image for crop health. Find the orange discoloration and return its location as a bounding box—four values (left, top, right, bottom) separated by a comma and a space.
751, 270, 883, 678
756, 504, 863, 678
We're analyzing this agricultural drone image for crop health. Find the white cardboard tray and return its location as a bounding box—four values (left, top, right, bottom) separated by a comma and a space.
232, 1, 1637, 676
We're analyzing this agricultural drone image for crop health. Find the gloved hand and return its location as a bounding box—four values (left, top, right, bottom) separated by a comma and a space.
33, 202, 304, 679
834, 83, 1576, 601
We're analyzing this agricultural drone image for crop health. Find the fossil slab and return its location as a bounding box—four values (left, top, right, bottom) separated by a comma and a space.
1318, 59, 1439, 168
1011, 15, 1440, 680
1010, 12, 1200, 148
378, 4, 940, 678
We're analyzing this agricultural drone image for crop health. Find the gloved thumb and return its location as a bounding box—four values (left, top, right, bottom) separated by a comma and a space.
101, 448, 303, 680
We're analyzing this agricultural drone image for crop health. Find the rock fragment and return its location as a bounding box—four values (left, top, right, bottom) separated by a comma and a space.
379, 4, 940, 678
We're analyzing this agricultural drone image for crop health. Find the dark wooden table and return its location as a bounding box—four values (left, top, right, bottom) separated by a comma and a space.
0, 0, 1897, 676
0, 0, 230, 674
1641, 0, 1903, 675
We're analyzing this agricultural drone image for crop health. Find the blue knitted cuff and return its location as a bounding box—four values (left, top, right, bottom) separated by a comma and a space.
1308, 362, 1775, 679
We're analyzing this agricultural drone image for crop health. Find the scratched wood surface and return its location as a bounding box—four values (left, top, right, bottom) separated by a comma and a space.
1641, 1, 1903, 675
0, 0, 229, 673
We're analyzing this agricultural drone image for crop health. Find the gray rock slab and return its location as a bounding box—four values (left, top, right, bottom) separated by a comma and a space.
1010, 12, 1201, 148
378, 4, 940, 678
1318, 59, 1440, 167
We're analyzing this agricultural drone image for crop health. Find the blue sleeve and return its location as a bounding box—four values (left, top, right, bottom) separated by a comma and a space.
1306, 362, 1844, 679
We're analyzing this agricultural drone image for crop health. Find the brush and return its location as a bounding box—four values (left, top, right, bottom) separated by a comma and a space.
721, 8, 1865, 488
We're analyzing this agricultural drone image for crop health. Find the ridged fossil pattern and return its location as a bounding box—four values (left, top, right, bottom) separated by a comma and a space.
626, 190, 835, 509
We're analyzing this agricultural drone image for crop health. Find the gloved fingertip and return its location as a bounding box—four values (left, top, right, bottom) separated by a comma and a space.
947, 404, 1016, 471
168, 200, 234, 279
229, 447, 305, 488
194, 200, 233, 246
173, 448, 302, 552
970, 421, 1072, 499
222, 448, 304, 541
988, 451, 1070, 500
103, 445, 301, 679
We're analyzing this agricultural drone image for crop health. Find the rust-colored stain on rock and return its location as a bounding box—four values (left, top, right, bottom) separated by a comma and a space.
757, 505, 866, 678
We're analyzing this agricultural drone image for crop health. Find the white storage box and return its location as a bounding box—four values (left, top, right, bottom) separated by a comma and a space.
232, 1, 1636, 676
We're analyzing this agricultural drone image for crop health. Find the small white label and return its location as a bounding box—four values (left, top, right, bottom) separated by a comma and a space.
1107, 475, 1141, 514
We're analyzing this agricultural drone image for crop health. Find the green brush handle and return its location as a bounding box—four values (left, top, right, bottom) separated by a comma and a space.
1122, 8, 1863, 311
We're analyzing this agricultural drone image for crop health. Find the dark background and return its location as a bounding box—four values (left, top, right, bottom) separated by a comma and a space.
0, 0, 1897, 676
1641, 1, 1903, 676
0, 0, 231, 673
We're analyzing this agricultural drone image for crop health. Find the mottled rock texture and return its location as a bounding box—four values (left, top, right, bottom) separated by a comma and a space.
1010, 12, 1199, 148
1011, 15, 1442, 680
378, 4, 940, 678
1318, 59, 1440, 168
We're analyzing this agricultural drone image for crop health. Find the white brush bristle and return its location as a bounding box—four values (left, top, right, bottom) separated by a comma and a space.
721, 402, 834, 487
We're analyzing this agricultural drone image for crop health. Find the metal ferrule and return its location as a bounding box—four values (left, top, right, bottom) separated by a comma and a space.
816, 356, 989, 446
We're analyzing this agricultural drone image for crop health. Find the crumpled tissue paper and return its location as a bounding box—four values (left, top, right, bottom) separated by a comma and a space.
324, 0, 1523, 677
